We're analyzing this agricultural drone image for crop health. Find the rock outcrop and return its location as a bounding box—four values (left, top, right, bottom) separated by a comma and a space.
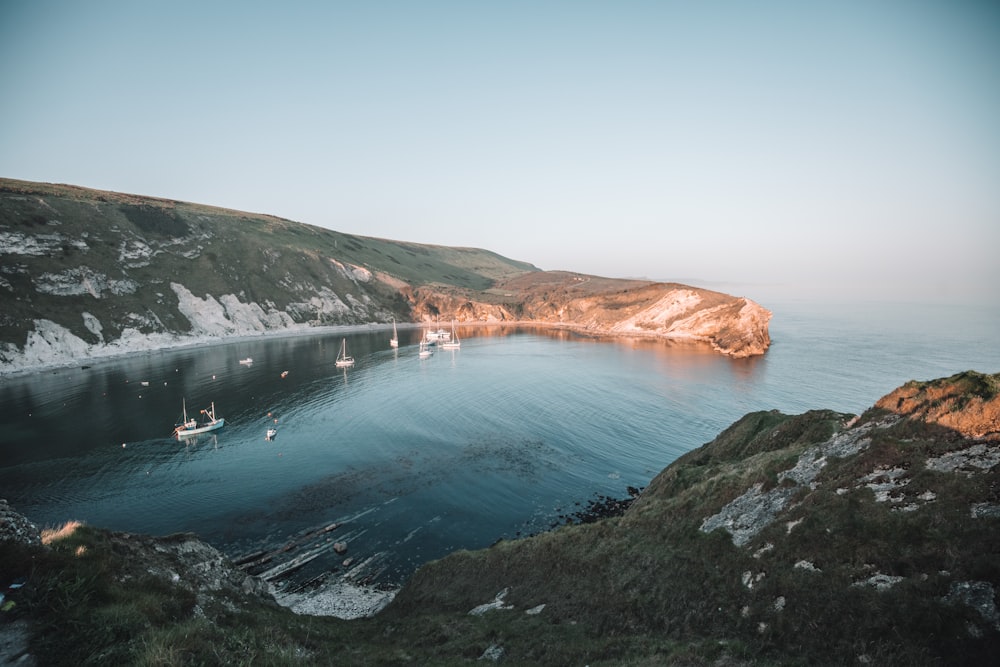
875, 370, 1000, 440
412, 273, 772, 358
0, 499, 41, 547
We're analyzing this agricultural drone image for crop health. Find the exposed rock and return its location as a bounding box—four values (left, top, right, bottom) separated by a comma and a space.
700, 416, 887, 546
114, 531, 273, 603
853, 573, 905, 591
0, 500, 41, 547
469, 588, 513, 616
946, 581, 1000, 631
925, 443, 1000, 476
876, 371, 1000, 440
274, 580, 396, 619
478, 644, 505, 661
415, 273, 772, 358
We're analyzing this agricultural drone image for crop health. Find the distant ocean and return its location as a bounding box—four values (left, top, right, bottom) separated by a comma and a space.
1, 300, 997, 587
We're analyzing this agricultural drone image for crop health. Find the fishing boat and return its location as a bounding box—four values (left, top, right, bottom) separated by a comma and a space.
440, 320, 461, 349
335, 338, 355, 368
389, 319, 399, 348
174, 400, 225, 438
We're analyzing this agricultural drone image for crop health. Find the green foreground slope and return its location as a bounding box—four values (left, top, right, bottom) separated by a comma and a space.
2, 371, 998, 665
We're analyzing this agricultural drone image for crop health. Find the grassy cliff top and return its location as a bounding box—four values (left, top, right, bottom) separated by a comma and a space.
2, 371, 998, 665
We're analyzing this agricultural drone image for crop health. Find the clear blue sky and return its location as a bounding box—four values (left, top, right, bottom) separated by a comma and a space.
2, 1, 998, 305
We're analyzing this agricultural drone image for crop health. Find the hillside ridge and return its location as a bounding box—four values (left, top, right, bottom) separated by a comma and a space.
0, 178, 770, 373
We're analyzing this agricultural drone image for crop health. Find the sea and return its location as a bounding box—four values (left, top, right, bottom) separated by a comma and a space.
1, 300, 997, 589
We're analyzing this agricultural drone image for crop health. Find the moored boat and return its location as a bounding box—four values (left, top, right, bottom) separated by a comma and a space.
174, 400, 225, 438
335, 338, 355, 368
440, 320, 461, 349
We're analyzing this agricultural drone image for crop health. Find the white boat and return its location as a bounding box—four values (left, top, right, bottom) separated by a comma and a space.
174, 400, 225, 438
266, 428, 277, 441
389, 319, 399, 348
418, 337, 433, 359
440, 320, 461, 349
426, 326, 450, 342
239, 357, 253, 365
335, 338, 355, 368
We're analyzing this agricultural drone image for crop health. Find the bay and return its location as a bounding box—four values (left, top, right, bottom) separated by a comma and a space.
1, 301, 997, 586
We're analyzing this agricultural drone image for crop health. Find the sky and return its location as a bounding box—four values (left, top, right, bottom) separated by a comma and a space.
2, 1, 999, 305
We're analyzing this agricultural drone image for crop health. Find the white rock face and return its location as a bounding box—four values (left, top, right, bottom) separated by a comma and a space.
16, 319, 92, 367
0, 230, 86, 256
34, 268, 138, 297
607, 289, 704, 335
82, 312, 104, 342
171, 283, 301, 336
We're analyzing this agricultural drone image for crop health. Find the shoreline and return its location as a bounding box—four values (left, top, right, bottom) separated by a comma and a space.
0, 319, 720, 378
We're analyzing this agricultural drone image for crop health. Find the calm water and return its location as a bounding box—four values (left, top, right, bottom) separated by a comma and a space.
1, 301, 997, 586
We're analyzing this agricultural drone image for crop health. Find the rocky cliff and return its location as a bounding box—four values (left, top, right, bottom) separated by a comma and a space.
412, 271, 771, 358
2, 371, 997, 665
0, 179, 770, 373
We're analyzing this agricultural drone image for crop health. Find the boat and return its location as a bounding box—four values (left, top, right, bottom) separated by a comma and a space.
418, 337, 433, 359
335, 338, 355, 368
425, 324, 450, 342
280, 370, 289, 378
239, 357, 253, 365
440, 320, 461, 349
174, 400, 225, 438
266, 428, 277, 441
389, 319, 399, 348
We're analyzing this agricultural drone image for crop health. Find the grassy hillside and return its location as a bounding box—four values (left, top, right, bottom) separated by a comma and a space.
0, 178, 537, 348
1, 179, 773, 365
2, 371, 998, 665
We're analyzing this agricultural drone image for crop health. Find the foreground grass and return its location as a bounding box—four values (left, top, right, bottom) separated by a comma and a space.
4, 375, 999, 664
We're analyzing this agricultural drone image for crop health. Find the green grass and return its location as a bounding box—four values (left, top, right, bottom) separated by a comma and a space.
3, 375, 999, 664
0, 178, 539, 348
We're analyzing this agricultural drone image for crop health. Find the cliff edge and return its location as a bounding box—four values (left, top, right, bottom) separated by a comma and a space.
2, 371, 998, 665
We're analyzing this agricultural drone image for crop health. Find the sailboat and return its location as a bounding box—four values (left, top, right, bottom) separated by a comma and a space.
174, 399, 225, 438
335, 338, 355, 368
418, 334, 433, 359
389, 319, 399, 348
439, 320, 461, 349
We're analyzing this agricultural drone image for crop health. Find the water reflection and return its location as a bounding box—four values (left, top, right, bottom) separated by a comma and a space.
7, 309, 990, 587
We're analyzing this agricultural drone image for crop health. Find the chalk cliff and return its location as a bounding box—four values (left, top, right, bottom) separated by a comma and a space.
0, 179, 770, 372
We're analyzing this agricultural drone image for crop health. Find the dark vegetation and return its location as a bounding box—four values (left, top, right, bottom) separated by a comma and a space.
4, 373, 998, 664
